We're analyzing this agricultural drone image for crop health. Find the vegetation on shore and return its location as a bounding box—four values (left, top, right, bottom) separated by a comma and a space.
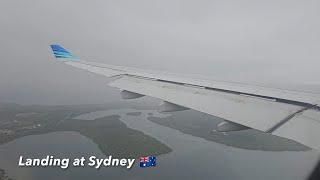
0, 103, 171, 158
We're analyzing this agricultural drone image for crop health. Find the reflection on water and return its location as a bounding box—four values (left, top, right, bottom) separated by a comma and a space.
0, 108, 318, 180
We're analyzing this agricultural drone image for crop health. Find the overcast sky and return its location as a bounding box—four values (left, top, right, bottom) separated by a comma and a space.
0, 0, 320, 105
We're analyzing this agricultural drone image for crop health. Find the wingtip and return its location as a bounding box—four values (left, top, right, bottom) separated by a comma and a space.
50, 44, 77, 60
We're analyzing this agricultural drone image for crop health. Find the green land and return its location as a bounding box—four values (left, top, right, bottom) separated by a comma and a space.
0, 103, 171, 158
0, 168, 13, 180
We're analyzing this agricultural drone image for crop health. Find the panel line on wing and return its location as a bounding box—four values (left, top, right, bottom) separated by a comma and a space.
266, 105, 317, 133
65, 59, 320, 109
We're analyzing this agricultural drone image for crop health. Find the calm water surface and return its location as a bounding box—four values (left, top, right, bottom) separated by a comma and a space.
0, 108, 318, 180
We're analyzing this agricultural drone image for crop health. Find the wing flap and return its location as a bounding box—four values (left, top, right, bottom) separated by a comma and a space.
273, 110, 320, 149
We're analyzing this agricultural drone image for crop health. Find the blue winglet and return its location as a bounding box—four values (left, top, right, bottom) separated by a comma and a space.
50, 44, 77, 59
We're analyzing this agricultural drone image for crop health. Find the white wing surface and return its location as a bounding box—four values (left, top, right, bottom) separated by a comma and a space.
50, 45, 320, 150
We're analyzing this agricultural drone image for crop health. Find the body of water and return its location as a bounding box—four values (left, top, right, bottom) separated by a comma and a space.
0, 108, 318, 180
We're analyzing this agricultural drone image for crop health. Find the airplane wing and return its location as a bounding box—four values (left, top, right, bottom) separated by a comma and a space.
50, 44, 320, 150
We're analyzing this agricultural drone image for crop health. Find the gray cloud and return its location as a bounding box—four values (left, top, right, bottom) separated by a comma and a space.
0, 0, 320, 105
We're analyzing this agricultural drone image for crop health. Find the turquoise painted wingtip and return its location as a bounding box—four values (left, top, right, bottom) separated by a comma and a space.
50, 44, 78, 60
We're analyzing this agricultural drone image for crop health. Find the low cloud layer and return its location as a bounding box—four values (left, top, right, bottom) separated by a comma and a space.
0, 0, 319, 105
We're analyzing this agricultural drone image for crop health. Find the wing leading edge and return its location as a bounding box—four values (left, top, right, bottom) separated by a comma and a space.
50, 44, 320, 150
